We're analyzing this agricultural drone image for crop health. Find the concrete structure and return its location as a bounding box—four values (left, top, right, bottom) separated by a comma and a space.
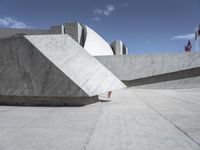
0, 22, 127, 56
64, 23, 115, 56
64, 22, 84, 46
96, 52, 200, 88
0, 87, 200, 150
83, 25, 114, 56
1, 21, 200, 106
195, 25, 200, 51
0, 28, 53, 39
0, 34, 126, 106
50, 25, 65, 34
110, 40, 128, 55
1, 21, 200, 149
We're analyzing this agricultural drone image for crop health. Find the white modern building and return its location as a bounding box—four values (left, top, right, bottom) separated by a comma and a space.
195, 25, 200, 51
110, 40, 128, 55
51, 22, 127, 56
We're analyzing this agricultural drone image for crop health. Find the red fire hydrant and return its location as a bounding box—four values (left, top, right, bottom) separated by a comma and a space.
108, 91, 112, 98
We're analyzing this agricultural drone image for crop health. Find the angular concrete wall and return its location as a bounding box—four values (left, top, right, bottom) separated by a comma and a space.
96, 52, 200, 80
129, 76, 200, 89
50, 25, 65, 34
25, 35, 126, 96
110, 40, 128, 55
124, 67, 200, 89
96, 52, 200, 88
0, 34, 126, 105
0, 36, 88, 97
64, 22, 83, 44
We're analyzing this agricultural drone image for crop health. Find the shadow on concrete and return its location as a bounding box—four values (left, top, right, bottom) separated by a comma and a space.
0, 95, 99, 107
123, 67, 200, 87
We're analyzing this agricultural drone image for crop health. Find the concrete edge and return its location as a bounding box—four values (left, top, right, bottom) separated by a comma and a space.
0, 95, 99, 107
123, 67, 200, 87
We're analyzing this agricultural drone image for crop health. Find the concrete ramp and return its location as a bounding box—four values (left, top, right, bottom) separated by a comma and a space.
0, 35, 125, 105
96, 53, 200, 89
25, 35, 126, 96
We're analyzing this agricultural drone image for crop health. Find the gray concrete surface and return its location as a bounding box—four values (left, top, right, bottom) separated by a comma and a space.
0, 35, 125, 101
110, 40, 128, 55
0, 28, 53, 39
124, 67, 200, 89
25, 34, 126, 96
64, 22, 83, 45
130, 76, 200, 89
0, 88, 199, 150
0, 36, 88, 97
96, 52, 200, 80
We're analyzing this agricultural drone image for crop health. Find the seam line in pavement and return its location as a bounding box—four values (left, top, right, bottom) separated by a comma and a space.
83, 103, 103, 150
134, 92, 200, 147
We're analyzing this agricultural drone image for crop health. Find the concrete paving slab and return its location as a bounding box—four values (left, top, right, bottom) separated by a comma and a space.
0, 88, 200, 150
133, 89, 200, 146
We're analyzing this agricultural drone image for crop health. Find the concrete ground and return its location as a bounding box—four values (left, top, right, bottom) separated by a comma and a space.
0, 88, 200, 150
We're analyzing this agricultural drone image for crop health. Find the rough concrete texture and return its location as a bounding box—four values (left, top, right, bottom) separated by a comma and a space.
0, 28, 53, 39
96, 52, 200, 80
0, 88, 200, 150
50, 25, 64, 34
129, 76, 200, 89
0, 36, 88, 97
64, 22, 83, 44
124, 67, 200, 88
110, 40, 123, 55
25, 35, 126, 96
0, 34, 125, 100
96, 52, 200, 88
110, 40, 128, 55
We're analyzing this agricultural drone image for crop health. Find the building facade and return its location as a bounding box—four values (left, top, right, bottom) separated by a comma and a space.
0, 22, 128, 56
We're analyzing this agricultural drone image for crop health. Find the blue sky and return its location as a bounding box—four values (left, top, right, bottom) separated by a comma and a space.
0, 0, 199, 54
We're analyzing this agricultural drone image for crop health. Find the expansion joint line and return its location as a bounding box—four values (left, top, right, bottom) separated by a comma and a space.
83, 104, 103, 150
134, 93, 200, 147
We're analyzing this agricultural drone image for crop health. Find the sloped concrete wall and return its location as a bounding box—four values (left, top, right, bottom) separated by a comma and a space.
0, 36, 88, 97
130, 76, 200, 89
124, 67, 200, 89
96, 52, 200, 88
96, 52, 200, 80
25, 35, 126, 96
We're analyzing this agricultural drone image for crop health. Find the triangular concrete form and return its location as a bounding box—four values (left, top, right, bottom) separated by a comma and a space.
0, 34, 126, 103
0, 36, 88, 98
25, 35, 126, 96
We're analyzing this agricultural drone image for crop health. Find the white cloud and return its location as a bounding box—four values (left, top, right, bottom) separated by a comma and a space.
103, 5, 115, 16
92, 4, 115, 21
0, 17, 29, 28
171, 33, 195, 40
107, 5, 115, 12
94, 9, 103, 15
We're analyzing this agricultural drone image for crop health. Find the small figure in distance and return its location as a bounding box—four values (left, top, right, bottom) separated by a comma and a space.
184, 40, 192, 52
108, 91, 112, 98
